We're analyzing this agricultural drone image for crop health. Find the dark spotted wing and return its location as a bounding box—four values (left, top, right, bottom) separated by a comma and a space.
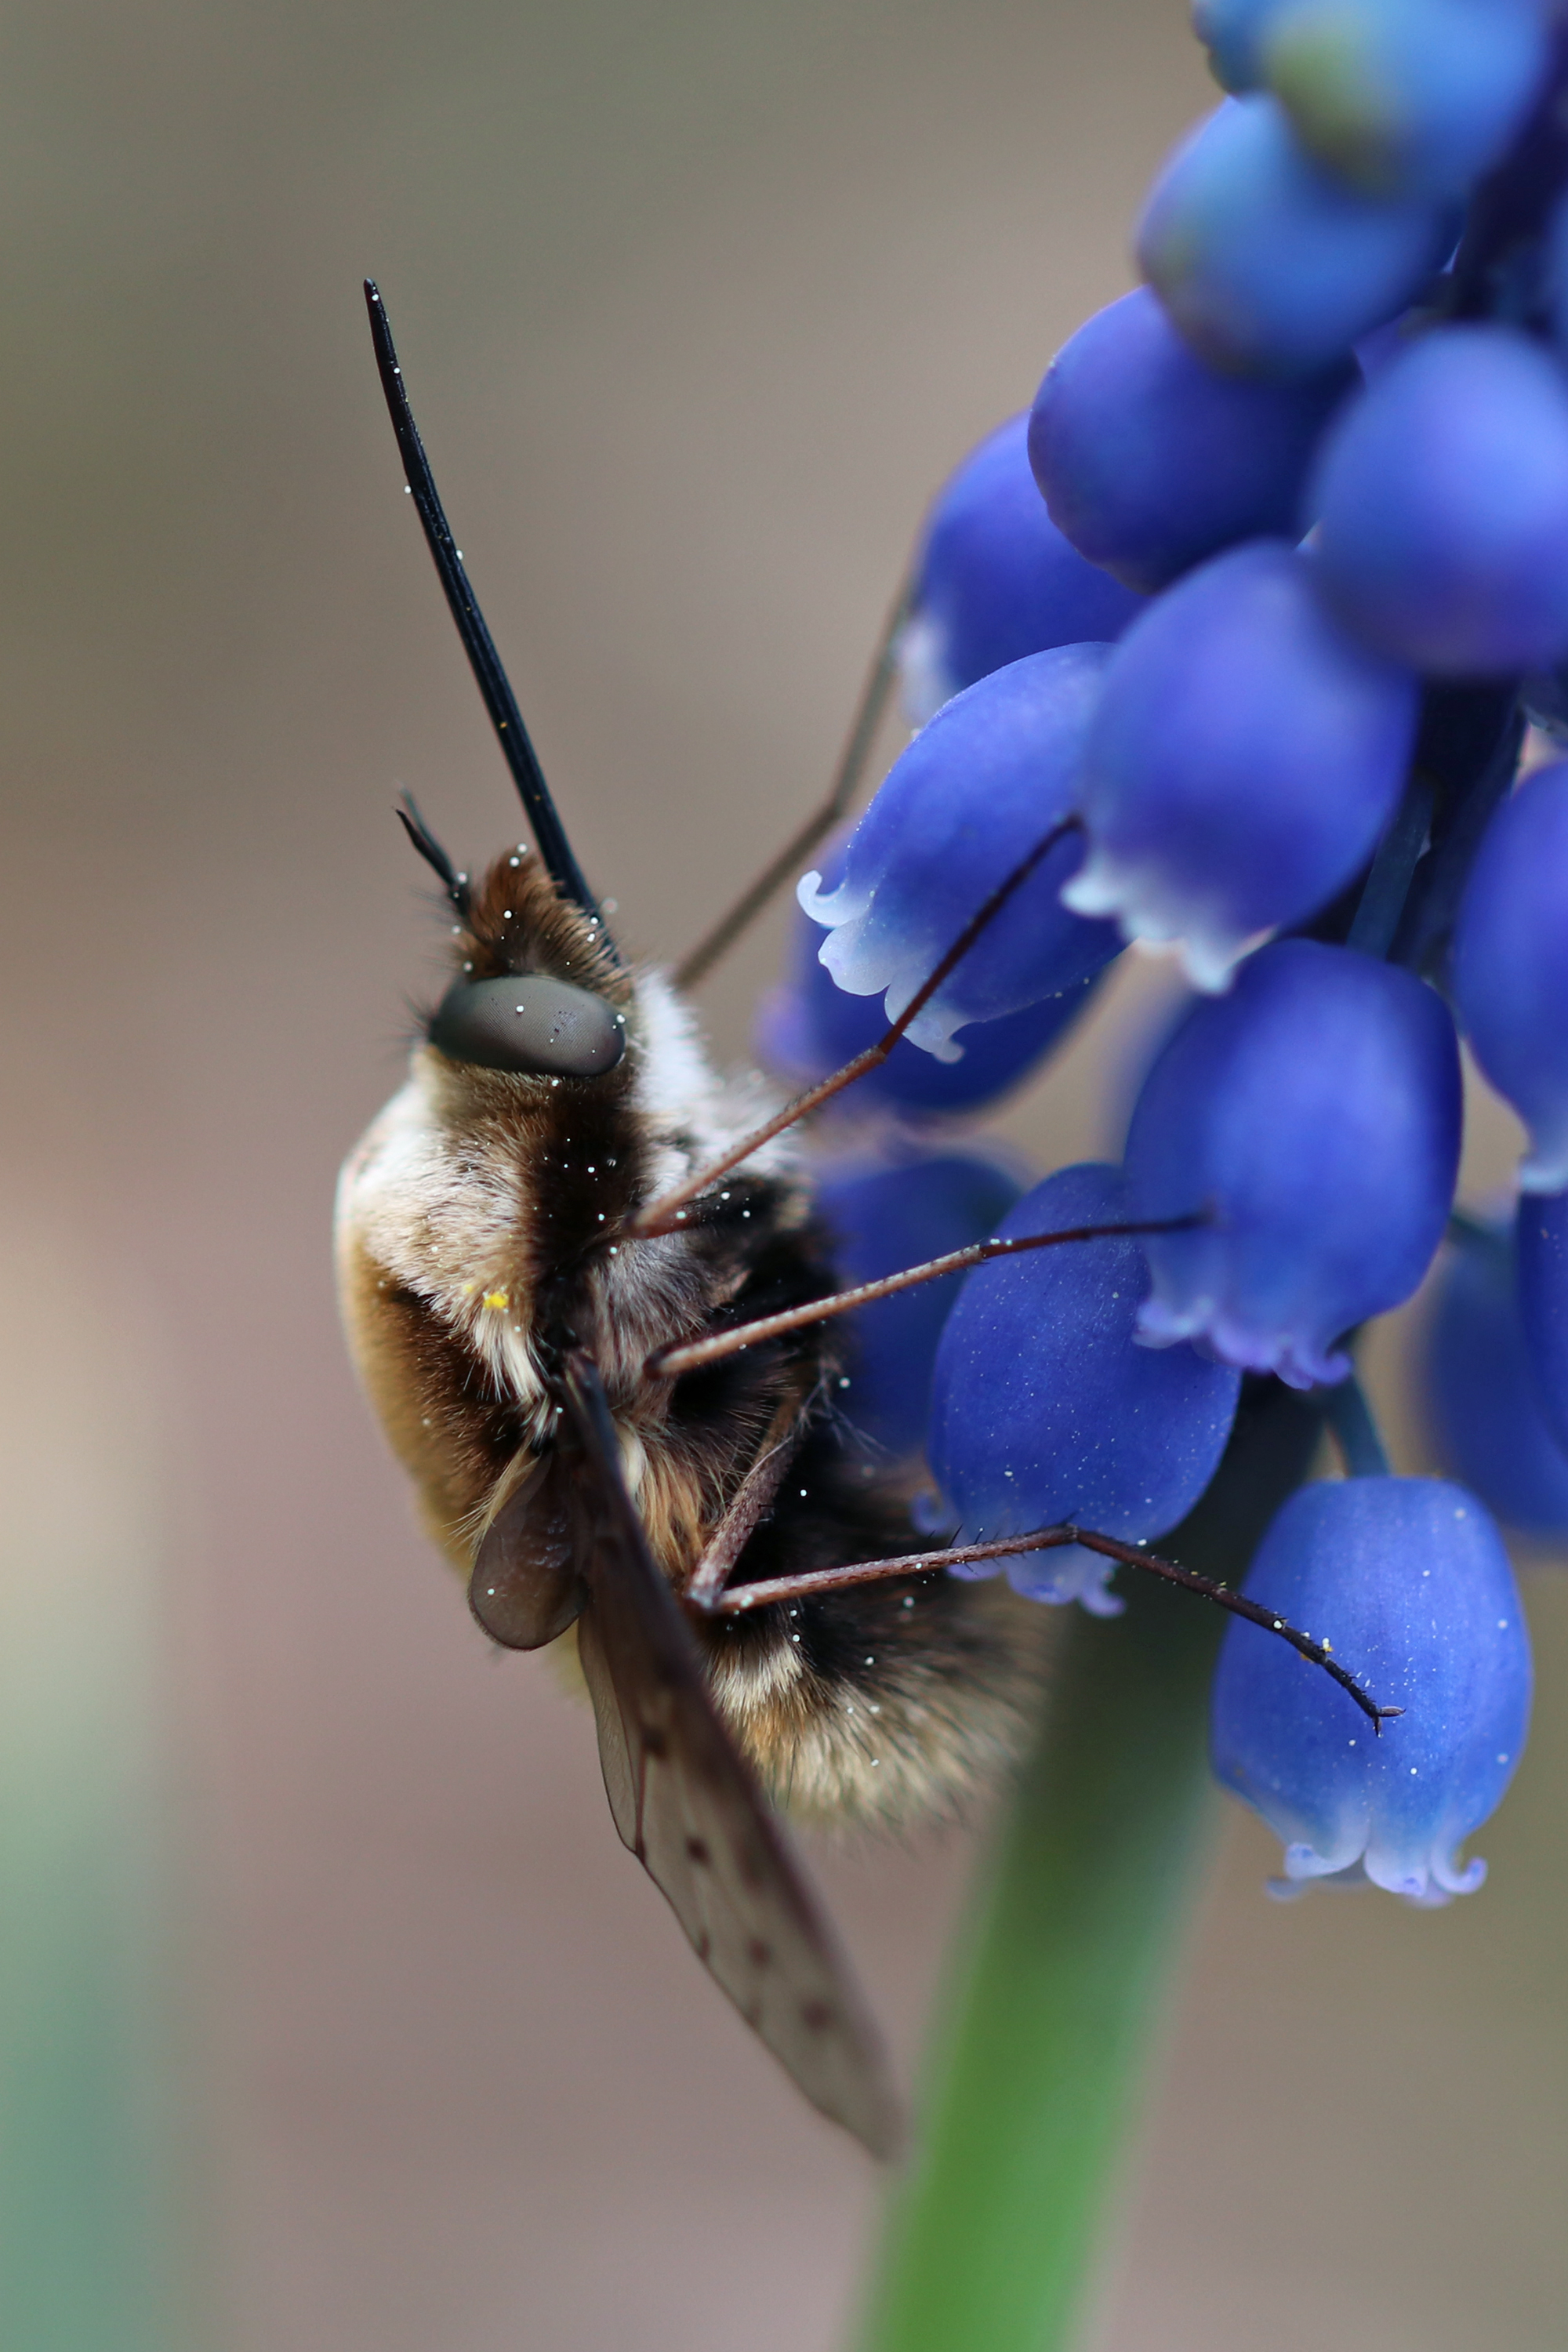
470, 1453, 584, 1650
560, 1354, 903, 2160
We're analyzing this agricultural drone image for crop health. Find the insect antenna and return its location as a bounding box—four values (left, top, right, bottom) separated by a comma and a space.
364, 280, 609, 942
396, 792, 472, 918
631, 815, 1083, 1236
672, 569, 914, 992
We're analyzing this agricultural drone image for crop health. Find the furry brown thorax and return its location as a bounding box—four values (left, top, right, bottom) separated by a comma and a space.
336, 845, 1047, 1827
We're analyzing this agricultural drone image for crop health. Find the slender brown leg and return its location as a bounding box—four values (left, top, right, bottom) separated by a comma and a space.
672, 572, 915, 993
683, 1399, 807, 1608
695, 1524, 1402, 1733
632, 815, 1083, 1238
645, 1213, 1203, 1379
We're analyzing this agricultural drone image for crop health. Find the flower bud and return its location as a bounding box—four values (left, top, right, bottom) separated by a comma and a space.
1263, 0, 1547, 201
1062, 542, 1418, 989
1453, 761, 1568, 1192
899, 414, 1144, 724
1312, 327, 1568, 677
1126, 940, 1462, 1386
798, 646, 1120, 1058
929, 1161, 1240, 1612
1138, 96, 1455, 376
1211, 1475, 1532, 1902
1028, 289, 1356, 593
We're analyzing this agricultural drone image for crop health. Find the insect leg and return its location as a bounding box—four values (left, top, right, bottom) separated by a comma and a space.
683, 1395, 808, 1607
672, 570, 914, 991
705, 1528, 1402, 1732
644, 1214, 1204, 1379
630, 815, 1084, 1237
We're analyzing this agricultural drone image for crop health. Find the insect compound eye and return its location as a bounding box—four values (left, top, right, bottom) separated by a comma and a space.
427, 974, 626, 1078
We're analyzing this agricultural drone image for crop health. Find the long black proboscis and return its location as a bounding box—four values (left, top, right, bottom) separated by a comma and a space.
364, 279, 604, 931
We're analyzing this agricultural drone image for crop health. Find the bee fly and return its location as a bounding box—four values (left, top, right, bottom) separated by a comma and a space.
336, 283, 1399, 2157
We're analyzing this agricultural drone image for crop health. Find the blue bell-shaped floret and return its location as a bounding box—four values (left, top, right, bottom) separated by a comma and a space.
928, 1161, 1240, 1613
815, 1152, 1024, 1461
898, 413, 1144, 724
1211, 1475, 1532, 1902
1028, 288, 1356, 593
1420, 1212, 1568, 1537
1453, 760, 1568, 1192
797, 646, 1121, 1060
758, 888, 1100, 1121
1138, 96, 1456, 377
1063, 540, 1418, 988
1125, 940, 1462, 1386
1516, 1187, 1568, 1459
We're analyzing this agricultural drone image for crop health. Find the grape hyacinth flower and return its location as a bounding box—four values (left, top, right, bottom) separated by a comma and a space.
836, 5, 1568, 2331
1312, 325, 1568, 675
929, 1162, 1241, 1613
1062, 540, 1419, 985
1137, 95, 1455, 375
1026, 288, 1356, 593
1211, 1477, 1532, 1901
1453, 759, 1568, 1191
1125, 941, 1461, 1385
797, 645, 1121, 1057
1421, 1213, 1568, 1537
815, 1152, 1023, 1461
898, 413, 1144, 725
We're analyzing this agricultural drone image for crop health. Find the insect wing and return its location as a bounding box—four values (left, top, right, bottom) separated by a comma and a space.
561, 1358, 903, 2160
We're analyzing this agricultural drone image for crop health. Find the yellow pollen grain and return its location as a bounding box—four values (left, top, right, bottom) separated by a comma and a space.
482, 1288, 510, 1312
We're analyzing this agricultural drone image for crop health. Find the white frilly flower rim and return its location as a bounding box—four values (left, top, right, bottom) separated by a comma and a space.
1062, 842, 1272, 994
797, 869, 970, 1059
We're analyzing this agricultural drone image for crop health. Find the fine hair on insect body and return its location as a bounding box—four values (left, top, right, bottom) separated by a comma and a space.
336, 282, 1398, 2157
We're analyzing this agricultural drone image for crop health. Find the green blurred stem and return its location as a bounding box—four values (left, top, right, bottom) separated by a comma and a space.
857, 1381, 1322, 2352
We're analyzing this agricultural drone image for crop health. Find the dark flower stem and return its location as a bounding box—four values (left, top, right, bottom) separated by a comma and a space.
1324, 1373, 1392, 1481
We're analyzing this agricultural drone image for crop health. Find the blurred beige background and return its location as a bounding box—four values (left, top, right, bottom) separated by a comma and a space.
0, 0, 1563, 2345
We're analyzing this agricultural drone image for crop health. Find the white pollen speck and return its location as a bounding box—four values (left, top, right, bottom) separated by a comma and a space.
509, 855, 520, 867
1273, 1621, 1283, 1631
550, 1078, 560, 1087
597, 1214, 605, 1222
799, 1488, 808, 1497
863, 1657, 874, 1666
608, 1246, 618, 1255
1499, 1619, 1509, 1629
902, 1596, 915, 1609
868, 1702, 880, 1715
791, 1633, 801, 1643
1498, 1753, 1509, 1764
1410, 1766, 1418, 1775
1348, 1739, 1356, 1747
871, 1759, 880, 1766
503, 910, 512, 919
